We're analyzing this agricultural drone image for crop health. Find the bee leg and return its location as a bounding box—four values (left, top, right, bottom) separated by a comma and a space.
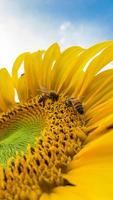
42, 100, 46, 107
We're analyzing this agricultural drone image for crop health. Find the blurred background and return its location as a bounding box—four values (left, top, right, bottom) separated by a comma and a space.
0, 0, 113, 72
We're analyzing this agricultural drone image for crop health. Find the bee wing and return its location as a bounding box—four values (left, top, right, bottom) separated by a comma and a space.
69, 97, 75, 100
37, 86, 48, 94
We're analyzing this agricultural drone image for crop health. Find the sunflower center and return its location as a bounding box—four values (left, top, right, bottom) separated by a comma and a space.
0, 100, 45, 166
0, 96, 87, 199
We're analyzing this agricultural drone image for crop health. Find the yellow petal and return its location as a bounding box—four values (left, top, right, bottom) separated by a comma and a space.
84, 69, 113, 110
24, 50, 45, 97
0, 68, 15, 111
41, 43, 60, 90
78, 42, 113, 98
12, 50, 45, 101
17, 74, 28, 102
41, 187, 84, 200
64, 131, 113, 199
86, 112, 113, 141
40, 193, 50, 200
53, 46, 84, 95
12, 52, 29, 88
65, 40, 113, 97
86, 97, 113, 124
76, 129, 113, 160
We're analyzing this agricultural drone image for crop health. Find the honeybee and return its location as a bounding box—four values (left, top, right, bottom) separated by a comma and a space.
65, 98, 84, 114
38, 88, 59, 106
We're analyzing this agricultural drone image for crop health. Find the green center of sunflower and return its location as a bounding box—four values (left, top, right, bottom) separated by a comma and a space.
0, 95, 87, 199
0, 101, 45, 166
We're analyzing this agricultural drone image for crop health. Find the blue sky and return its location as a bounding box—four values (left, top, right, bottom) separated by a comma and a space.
10, 0, 113, 21
0, 0, 113, 71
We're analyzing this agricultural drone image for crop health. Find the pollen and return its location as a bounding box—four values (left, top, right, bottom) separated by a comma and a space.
0, 96, 87, 199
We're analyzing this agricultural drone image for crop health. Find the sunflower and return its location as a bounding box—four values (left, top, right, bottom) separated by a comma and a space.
0, 41, 113, 199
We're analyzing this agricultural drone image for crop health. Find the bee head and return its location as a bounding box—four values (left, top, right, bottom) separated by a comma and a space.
65, 99, 73, 107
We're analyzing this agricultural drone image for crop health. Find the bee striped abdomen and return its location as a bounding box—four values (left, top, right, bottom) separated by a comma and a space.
65, 98, 84, 115
76, 104, 84, 114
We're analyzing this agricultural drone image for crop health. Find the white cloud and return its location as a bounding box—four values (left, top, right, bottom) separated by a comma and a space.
0, 1, 110, 74
0, 13, 56, 73
59, 21, 108, 49
60, 21, 72, 31
0, 0, 59, 73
